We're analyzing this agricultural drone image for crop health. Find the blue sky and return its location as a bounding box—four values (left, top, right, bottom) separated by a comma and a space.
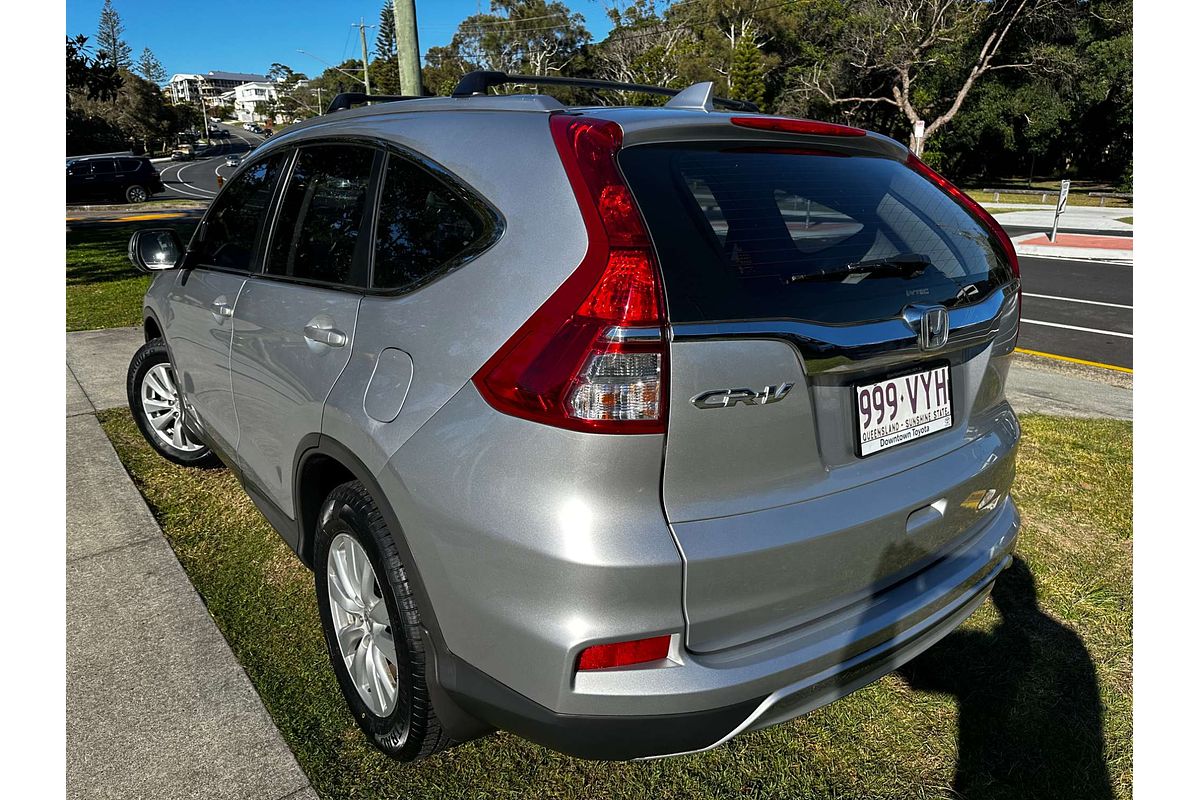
66, 0, 616, 79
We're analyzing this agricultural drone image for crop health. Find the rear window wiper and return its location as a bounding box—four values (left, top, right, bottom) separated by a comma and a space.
786, 253, 932, 284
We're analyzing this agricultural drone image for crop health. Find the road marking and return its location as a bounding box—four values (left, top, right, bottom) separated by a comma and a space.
1022, 292, 1133, 310
1020, 318, 1133, 338
1015, 347, 1133, 374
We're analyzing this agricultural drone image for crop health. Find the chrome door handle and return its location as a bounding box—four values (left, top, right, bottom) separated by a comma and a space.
212, 300, 234, 318
304, 323, 348, 347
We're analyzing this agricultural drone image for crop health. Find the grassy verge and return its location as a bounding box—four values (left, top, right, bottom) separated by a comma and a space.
66, 218, 197, 331
1116, 216, 1133, 225
97, 410, 1131, 800
967, 190, 1131, 208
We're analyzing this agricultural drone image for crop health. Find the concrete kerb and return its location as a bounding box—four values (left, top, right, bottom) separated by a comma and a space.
66, 327, 318, 800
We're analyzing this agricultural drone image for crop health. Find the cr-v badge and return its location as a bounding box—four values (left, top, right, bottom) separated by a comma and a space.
691, 383, 795, 409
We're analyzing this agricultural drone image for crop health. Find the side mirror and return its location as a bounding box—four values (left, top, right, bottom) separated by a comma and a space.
128, 229, 184, 273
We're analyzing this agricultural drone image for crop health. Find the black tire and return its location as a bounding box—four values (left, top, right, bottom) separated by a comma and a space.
314, 480, 453, 762
125, 184, 149, 203
126, 339, 218, 467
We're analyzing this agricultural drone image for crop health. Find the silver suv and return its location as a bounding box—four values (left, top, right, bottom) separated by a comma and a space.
126, 72, 1021, 762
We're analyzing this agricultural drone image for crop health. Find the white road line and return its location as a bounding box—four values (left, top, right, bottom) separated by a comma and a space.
1020, 319, 1133, 339
1022, 292, 1133, 310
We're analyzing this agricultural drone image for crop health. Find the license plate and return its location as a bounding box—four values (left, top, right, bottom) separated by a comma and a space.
855, 365, 952, 456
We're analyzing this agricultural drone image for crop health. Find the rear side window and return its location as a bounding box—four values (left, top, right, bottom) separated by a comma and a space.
118, 158, 142, 172
194, 153, 288, 272
91, 159, 116, 175
266, 144, 376, 287
372, 154, 495, 291
620, 144, 1014, 325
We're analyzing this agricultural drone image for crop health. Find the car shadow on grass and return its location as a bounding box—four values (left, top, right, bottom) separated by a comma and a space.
894, 556, 1114, 799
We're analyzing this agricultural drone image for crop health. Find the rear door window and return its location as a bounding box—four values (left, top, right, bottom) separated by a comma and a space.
266, 144, 376, 287
620, 144, 1014, 325
90, 159, 116, 175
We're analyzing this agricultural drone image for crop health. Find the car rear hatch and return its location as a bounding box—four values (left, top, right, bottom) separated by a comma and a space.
618, 119, 1021, 653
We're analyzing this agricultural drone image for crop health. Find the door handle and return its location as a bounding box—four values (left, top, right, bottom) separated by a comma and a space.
304, 323, 348, 347
211, 300, 234, 319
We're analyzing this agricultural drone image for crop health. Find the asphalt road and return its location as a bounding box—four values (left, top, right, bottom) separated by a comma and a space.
156, 122, 264, 200
1016, 253, 1132, 370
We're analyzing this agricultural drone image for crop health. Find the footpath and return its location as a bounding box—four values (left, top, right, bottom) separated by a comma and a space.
66, 328, 317, 800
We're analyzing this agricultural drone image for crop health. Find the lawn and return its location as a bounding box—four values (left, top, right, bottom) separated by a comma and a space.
98, 410, 1132, 800
66, 218, 198, 331
966, 190, 1131, 208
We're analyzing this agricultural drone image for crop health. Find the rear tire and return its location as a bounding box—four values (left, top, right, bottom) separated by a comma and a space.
126, 339, 218, 467
314, 480, 453, 762
125, 184, 149, 203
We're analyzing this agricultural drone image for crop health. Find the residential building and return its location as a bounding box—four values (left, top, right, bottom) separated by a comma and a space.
233, 82, 279, 123
168, 71, 269, 106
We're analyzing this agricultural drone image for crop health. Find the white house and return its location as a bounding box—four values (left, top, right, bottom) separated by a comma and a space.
168, 71, 268, 106
233, 82, 280, 122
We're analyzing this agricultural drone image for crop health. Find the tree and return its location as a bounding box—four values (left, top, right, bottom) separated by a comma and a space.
596, 1, 697, 94
96, 0, 132, 69
377, 0, 398, 60
729, 32, 766, 107
785, 0, 1072, 151
442, 1, 590, 78
67, 35, 122, 107
136, 47, 166, 86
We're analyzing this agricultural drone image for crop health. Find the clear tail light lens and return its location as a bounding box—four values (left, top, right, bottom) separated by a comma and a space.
472, 114, 668, 434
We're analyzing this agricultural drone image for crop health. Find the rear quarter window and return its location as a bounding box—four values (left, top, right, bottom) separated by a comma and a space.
620, 144, 1014, 325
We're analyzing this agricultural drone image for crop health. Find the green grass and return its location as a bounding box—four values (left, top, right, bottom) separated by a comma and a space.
97, 411, 1131, 800
966, 190, 1131, 208
1116, 216, 1133, 225
66, 218, 197, 331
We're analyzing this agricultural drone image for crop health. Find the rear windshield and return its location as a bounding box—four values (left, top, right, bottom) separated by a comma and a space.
619, 144, 1014, 325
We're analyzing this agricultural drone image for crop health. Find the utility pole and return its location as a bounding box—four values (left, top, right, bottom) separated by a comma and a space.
354, 18, 374, 97
393, 0, 421, 96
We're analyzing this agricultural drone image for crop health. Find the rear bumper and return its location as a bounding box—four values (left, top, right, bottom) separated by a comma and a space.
437, 496, 1019, 760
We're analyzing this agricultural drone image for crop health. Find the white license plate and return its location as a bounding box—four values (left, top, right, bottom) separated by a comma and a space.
855, 365, 952, 456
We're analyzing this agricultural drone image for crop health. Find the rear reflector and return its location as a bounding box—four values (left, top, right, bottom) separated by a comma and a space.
472, 114, 668, 434
577, 635, 671, 671
730, 116, 867, 137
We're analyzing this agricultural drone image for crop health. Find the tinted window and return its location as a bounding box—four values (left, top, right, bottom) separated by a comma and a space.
118, 158, 142, 172
373, 154, 493, 291
194, 153, 288, 272
66, 162, 90, 177
620, 145, 1013, 325
266, 144, 375, 286
91, 159, 116, 175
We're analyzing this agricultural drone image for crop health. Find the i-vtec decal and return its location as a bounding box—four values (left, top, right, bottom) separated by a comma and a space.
690, 383, 795, 409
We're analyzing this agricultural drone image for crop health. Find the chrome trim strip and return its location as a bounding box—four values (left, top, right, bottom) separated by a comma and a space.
668, 283, 1017, 374
604, 325, 663, 343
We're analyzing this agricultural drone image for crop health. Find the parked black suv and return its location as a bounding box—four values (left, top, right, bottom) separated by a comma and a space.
66, 155, 165, 204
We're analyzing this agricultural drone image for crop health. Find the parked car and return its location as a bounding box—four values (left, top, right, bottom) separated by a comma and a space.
125, 72, 1022, 763
225, 155, 241, 168
169, 146, 194, 161
66, 154, 164, 204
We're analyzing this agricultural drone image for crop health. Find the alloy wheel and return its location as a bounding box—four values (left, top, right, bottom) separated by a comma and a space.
327, 532, 400, 717
140, 363, 204, 452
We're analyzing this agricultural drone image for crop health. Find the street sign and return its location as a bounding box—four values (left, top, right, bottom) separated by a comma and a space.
1050, 179, 1070, 242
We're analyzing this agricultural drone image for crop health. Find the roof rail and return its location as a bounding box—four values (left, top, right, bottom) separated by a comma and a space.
450, 71, 759, 113
325, 92, 423, 114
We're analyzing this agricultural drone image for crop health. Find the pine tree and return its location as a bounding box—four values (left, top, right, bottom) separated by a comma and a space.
729, 34, 765, 109
376, 0, 398, 60
136, 47, 166, 86
96, 0, 132, 69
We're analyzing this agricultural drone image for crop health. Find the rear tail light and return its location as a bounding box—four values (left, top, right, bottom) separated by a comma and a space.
577, 635, 671, 671
730, 115, 867, 137
472, 114, 668, 433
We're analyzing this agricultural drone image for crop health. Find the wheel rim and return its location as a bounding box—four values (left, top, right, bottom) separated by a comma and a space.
327, 533, 399, 717
129, 187, 147, 202
140, 363, 204, 453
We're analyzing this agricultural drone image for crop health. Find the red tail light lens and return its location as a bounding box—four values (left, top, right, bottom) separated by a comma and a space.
472, 114, 668, 434
730, 116, 867, 137
577, 635, 671, 671
906, 153, 1020, 281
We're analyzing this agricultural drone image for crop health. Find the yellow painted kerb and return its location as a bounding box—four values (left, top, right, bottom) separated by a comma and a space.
1015, 347, 1133, 374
